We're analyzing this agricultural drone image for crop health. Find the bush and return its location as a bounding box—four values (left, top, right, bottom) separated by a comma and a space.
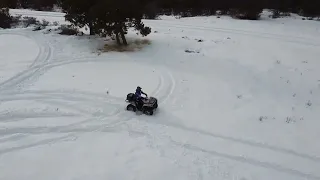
143, 13, 159, 19
17, 17, 49, 30
58, 24, 79, 35
40, 19, 50, 26
0, 8, 12, 29
52, 21, 59, 26
271, 10, 291, 18
33, 25, 45, 31
11, 15, 22, 26
21, 16, 39, 27
271, 9, 281, 18
230, 7, 263, 20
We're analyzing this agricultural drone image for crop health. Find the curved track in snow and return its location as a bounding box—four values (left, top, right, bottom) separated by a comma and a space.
0, 30, 53, 92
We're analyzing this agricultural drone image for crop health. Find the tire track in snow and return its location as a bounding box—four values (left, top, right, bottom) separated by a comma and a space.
0, 111, 78, 123
0, 114, 130, 155
121, 118, 320, 180
152, 68, 176, 105
1, 56, 116, 91
0, 86, 136, 152
171, 140, 320, 180
0, 30, 52, 67
0, 111, 129, 156
3, 54, 154, 93
0, 90, 123, 104
0, 121, 132, 155
0, 89, 125, 123
150, 71, 163, 96
0, 134, 74, 155
0, 119, 123, 136
0, 51, 129, 135
138, 112, 320, 162
0, 90, 125, 126
0, 134, 25, 144
0, 30, 53, 92
0, 55, 142, 146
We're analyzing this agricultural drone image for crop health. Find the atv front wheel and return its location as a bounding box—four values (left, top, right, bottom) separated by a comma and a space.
144, 109, 154, 115
127, 104, 136, 112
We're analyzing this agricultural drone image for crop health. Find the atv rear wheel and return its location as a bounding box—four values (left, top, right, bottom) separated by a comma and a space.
126, 104, 136, 112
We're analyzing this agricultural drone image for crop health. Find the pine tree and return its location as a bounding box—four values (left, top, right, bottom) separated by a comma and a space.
1, 0, 18, 8
230, 0, 265, 20
300, 0, 320, 17
60, 0, 97, 35
0, 8, 12, 28
61, 0, 151, 45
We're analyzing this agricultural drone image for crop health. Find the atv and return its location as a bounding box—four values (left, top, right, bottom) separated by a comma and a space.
125, 93, 158, 115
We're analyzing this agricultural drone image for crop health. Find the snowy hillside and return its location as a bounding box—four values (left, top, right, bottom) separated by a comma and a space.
1, 9, 320, 180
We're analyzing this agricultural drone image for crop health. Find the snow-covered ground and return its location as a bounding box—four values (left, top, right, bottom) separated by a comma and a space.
1, 9, 320, 180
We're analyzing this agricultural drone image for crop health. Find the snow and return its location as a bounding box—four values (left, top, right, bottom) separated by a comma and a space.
0, 33, 39, 84
28, 61, 160, 98
10, 9, 65, 24
1, 9, 320, 180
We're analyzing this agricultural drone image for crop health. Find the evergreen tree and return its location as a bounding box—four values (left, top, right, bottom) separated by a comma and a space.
230, 0, 265, 20
300, 0, 320, 17
0, 8, 12, 28
61, 0, 151, 45
18, 0, 56, 10
60, 0, 97, 35
1, 0, 18, 8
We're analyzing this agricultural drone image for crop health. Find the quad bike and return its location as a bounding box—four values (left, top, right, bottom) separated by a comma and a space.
125, 93, 158, 115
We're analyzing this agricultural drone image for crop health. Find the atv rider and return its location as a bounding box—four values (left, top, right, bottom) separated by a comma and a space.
135, 86, 147, 110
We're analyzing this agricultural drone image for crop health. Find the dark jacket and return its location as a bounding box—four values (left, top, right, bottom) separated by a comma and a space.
135, 88, 147, 98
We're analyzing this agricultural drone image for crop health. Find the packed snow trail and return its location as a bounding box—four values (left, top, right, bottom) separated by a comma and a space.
1, 9, 320, 180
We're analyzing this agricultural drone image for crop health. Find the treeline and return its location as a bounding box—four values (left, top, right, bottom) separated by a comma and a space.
146, 0, 320, 19
1, 0, 319, 46
1, 0, 57, 10
1, 0, 320, 19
